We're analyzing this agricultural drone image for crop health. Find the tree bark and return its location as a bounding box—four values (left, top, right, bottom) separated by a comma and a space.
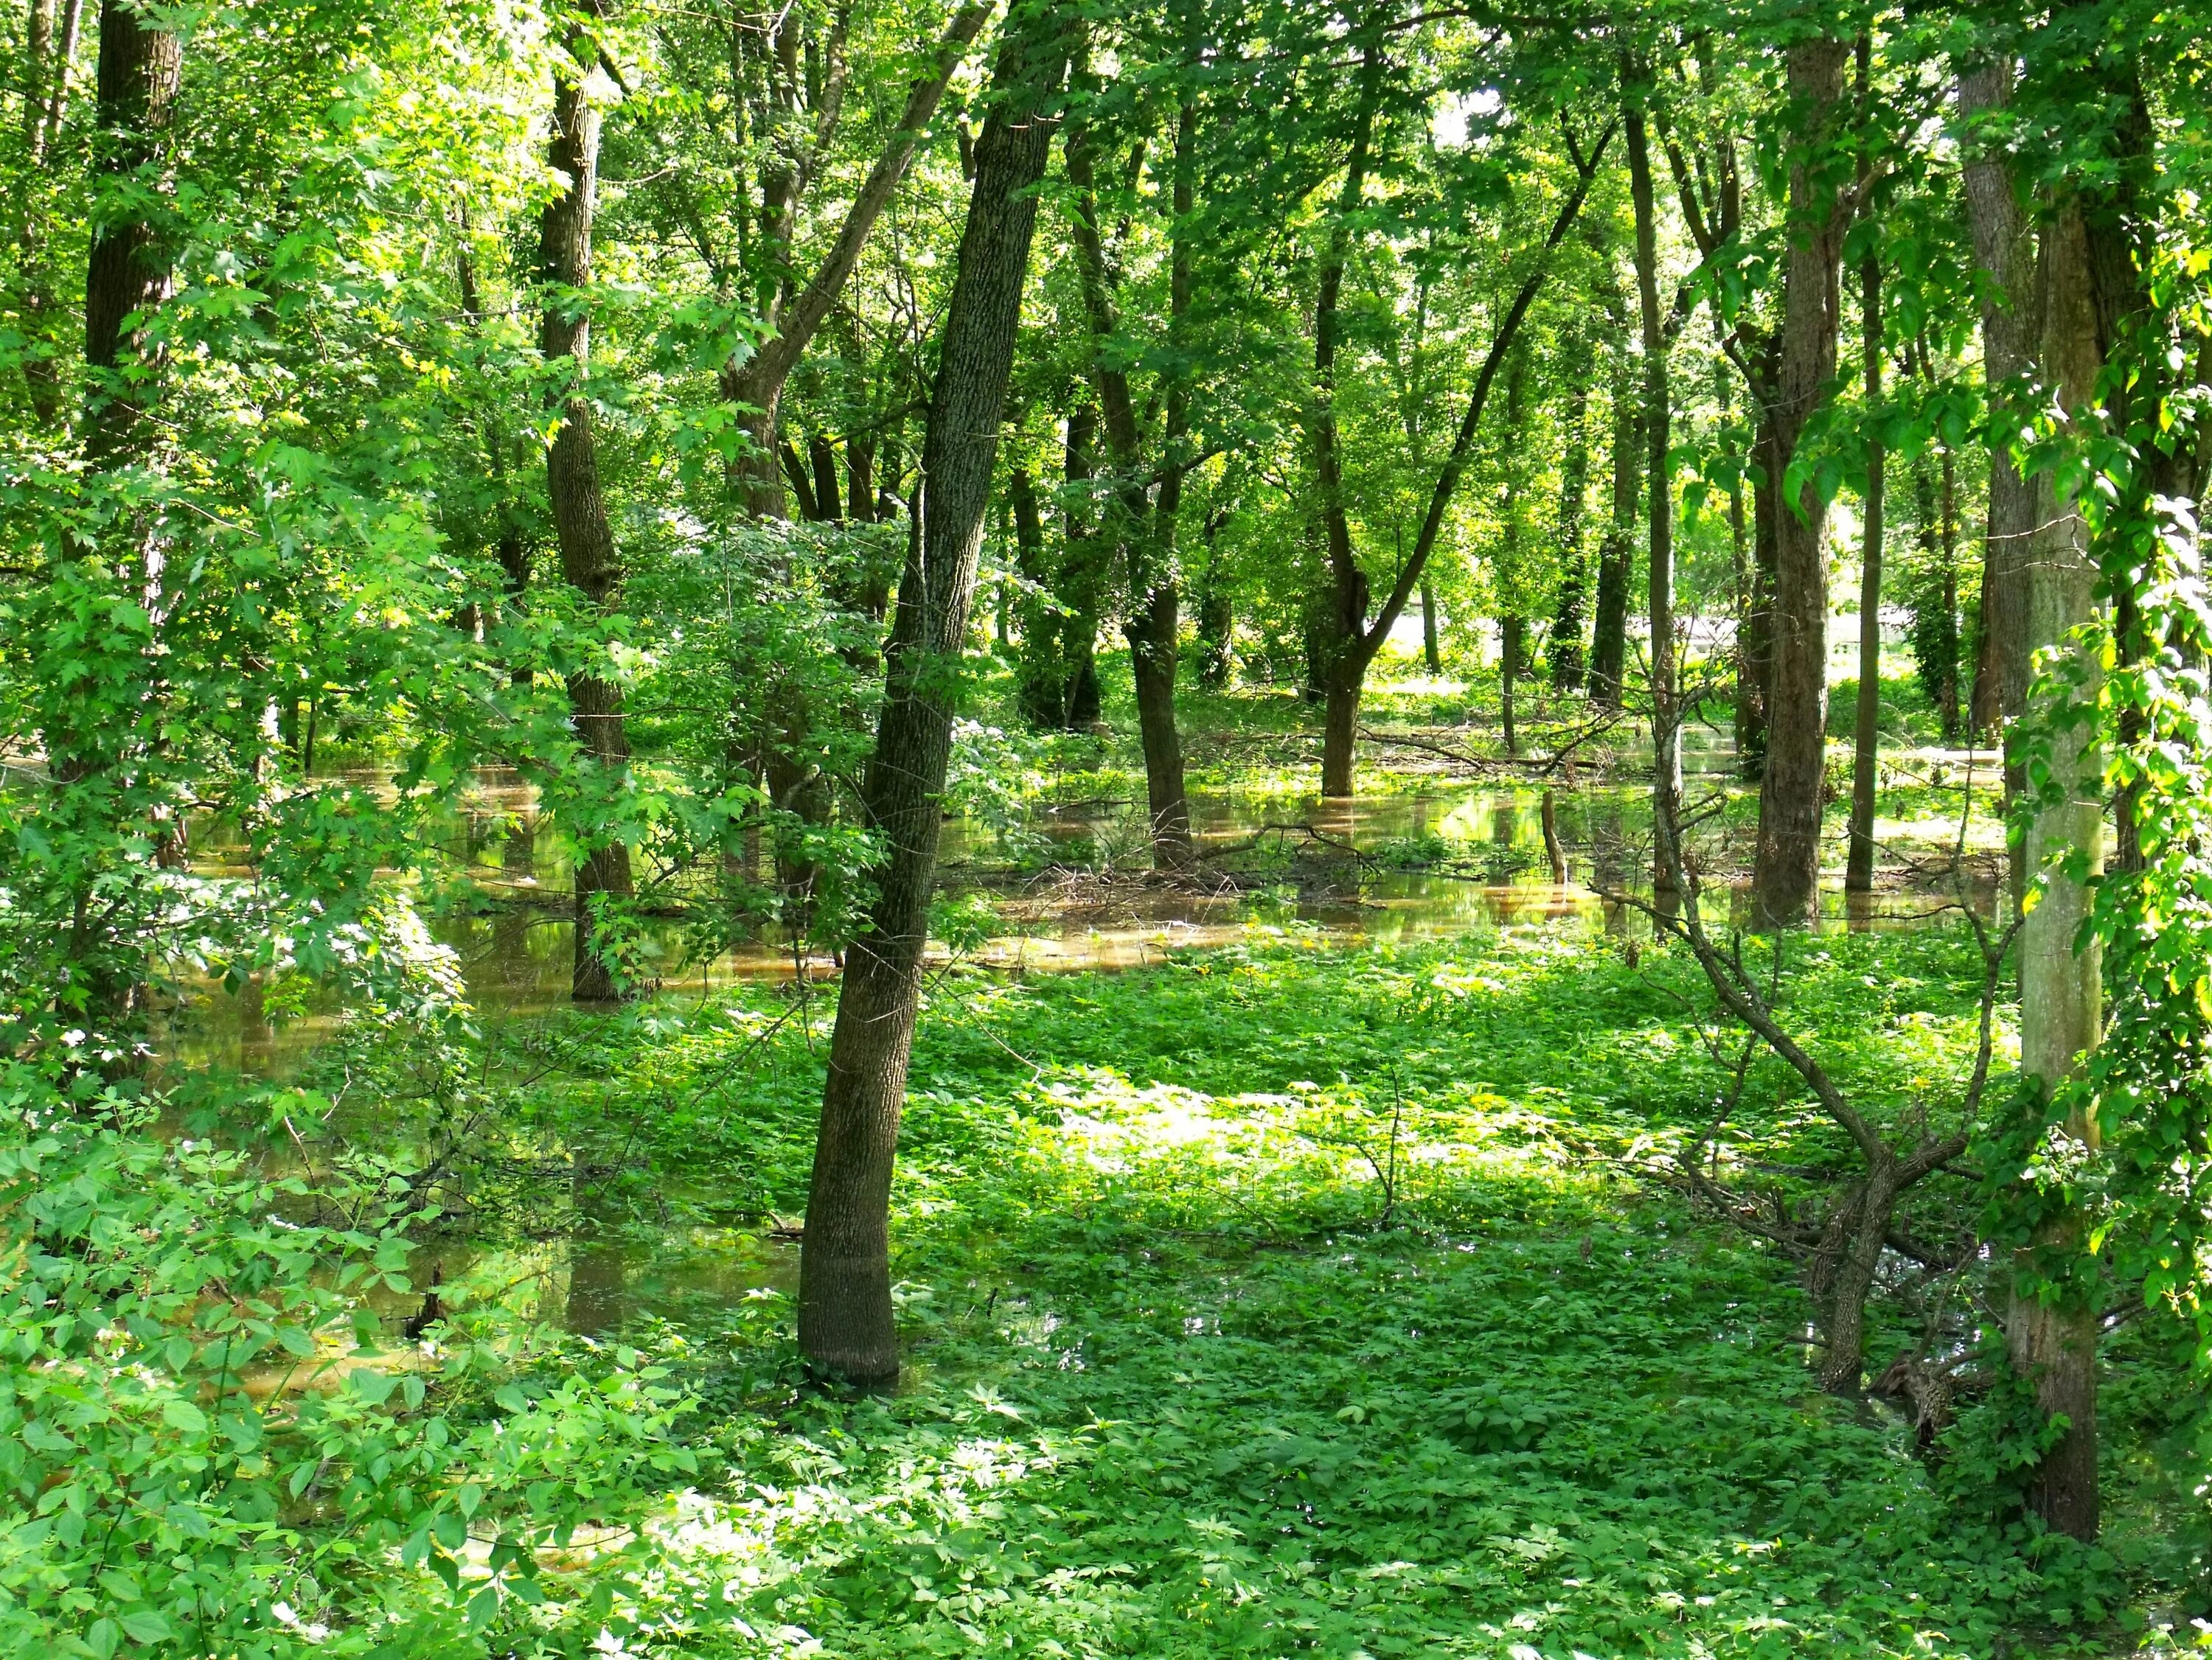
1846, 158, 1883, 896
1957, 60, 2034, 761
797, 5, 1069, 1385
1750, 37, 1848, 930
21, 0, 56, 156
1065, 59, 1195, 865
83, 0, 181, 464
1313, 109, 1614, 791
1420, 572, 1442, 674
1058, 405, 1104, 727
1548, 355, 1592, 689
2006, 195, 2107, 1546
538, 13, 635, 1002
1009, 462, 1064, 725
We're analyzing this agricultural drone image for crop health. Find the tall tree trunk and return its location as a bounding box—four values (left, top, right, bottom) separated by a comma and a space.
1496, 341, 1529, 757
1065, 49, 1195, 866
1845, 130, 1884, 896
1738, 386, 1780, 770
2007, 197, 2104, 1543
83, 0, 181, 464
1548, 361, 1593, 689
1127, 86, 1201, 865
1499, 615, 1522, 756
1590, 293, 1638, 708
1309, 40, 1386, 799
56, 0, 181, 1024
21, 0, 56, 157
1058, 405, 1104, 727
797, 5, 1068, 1384
1624, 76, 1680, 896
1750, 37, 1849, 929
538, 13, 634, 1002
1958, 60, 2034, 764
1009, 462, 1063, 726
1420, 572, 1441, 674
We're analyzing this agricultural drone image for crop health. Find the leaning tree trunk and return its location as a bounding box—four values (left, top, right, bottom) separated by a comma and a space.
2006, 195, 2107, 1546
1312, 92, 1612, 790
797, 5, 1069, 1384
538, 15, 635, 1002
1751, 37, 1848, 929
720, 2, 992, 515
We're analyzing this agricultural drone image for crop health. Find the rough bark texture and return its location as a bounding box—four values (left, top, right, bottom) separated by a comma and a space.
1845, 231, 1883, 894
538, 20, 635, 1002
1737, 389, 1780, 770
1624, 86, 1680, 893
1957, 60, 2034, 756
1750, 37, 1848, 929
82, 0, 181, 463
797, 7, 1068, 1384
2006, 198, 2106, 1546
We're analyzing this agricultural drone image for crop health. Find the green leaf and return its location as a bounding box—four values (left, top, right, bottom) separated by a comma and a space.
119, 1611, 174, 1644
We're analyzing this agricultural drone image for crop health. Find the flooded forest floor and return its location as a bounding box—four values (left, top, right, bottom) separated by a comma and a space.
151, 675, 2194, 1657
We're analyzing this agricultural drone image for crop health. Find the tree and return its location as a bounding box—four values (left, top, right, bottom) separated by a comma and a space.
797, 0, 1072, 1384
717, 4, 990, 519
1750, 36, 1850, 929
1844, 39, 1884, 899
537, 5, 635, 1002
1307, 84, 1613, 796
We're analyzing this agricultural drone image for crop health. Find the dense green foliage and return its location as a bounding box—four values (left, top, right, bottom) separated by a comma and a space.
42, 923, 2202, 1654
5, 0, 2212, 1648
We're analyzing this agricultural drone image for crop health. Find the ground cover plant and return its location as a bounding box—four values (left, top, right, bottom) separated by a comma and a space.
71, 923, 2155, 1656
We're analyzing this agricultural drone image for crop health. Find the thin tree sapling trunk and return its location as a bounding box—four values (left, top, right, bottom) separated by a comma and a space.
1846, 122, 1884, 897
1624, 74, 1680, 895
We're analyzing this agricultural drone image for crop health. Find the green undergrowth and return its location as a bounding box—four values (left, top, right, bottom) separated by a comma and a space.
55, 927, 2197, 1653
425, 924, 2188, 1656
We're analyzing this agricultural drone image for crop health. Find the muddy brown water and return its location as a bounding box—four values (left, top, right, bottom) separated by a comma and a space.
173, 768, 1994, 1336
